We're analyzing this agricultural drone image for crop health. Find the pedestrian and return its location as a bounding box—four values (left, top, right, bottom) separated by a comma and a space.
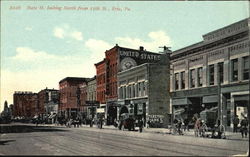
194, 118, 201, 137
90, 118, 93, 127
177, 119, 183, 135
100, 117, 103, 129
215, 120, 224, 139
240, 117, 248, 138
147, 120, 151, 128
200, 120, 207, 137
138, 119, 143, 133
184, 118, 189, 131
233, 115, 240, 133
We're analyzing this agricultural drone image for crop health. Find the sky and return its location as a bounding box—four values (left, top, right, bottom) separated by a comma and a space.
0, 1, 249, 112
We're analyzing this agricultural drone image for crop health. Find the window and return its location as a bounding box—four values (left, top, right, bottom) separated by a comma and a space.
197, 67, 203, 87
209, 65, 214, 85
144, 82, 148, 95
190, 69, 195, 88
231, 59, 238, 81
143, 82, 146, 96
119, 87, 123, 99
218, 62, 224, 84
124, 87, 126, 99
175, 73, 179, 90
180, 72, 185, 89
132, 84, 135, 98
138, 82, 141, 97
243, 56, 249, 80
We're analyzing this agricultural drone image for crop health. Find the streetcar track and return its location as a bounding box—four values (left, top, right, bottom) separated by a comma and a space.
1, 126, 247, 156
52, 132, 159, 156
34, 136, 92, 155
76, 128, 247, 153
55, 130, 198, 156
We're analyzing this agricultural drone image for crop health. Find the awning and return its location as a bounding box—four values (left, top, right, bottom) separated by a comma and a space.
172, 98, 192, 106
234, 95, 249, 102
49, 114, 56, 119
174, 108, 185, 115
202, 95, 218, 103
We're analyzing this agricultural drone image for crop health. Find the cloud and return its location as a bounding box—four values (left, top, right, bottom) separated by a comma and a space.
25, 27, 32, 31
70, 31, 83, 41
53, 27, 65, 39
85, 39, 112, 62
115, 30, 172, 52
53, 25, 83, 41
1, 61, 95, 109
1, 48, 96, 110
12, 47, 57, 62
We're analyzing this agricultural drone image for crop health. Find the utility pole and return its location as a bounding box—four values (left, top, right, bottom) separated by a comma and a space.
217, 66, 222, 125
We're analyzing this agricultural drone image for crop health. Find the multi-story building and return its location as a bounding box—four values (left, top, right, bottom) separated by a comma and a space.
170, 18, 249, 131
95, 44, 163, 125
58, 77, 90, 119
95, 59, 106, 105
79, 81, 88, 117
117, 51, 171, 127
13, 91, 38, 118
85, 76, 98, 119
37, 88, 59, 115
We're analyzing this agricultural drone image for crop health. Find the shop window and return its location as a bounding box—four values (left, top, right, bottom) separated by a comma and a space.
180, 71, 185, 89
231, 59, 238, 81
243, 56, 249, 80
197, 67, 203, 87
209, 64, 214, 85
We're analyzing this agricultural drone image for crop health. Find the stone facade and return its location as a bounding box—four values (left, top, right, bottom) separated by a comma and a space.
117, 52, 171, 127
170, 18, 249, 131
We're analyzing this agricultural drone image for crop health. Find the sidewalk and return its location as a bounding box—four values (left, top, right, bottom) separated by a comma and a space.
143, 127, 249, 141
4, 122, 247, 141
83, 124, 249, 141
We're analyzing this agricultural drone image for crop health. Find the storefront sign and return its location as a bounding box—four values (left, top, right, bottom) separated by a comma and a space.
97, 108, 105, 113
120, 50, 161, 61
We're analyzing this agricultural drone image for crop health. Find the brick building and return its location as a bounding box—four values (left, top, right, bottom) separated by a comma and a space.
37, 88, 59, 115
95, 59, 106, 104
59, 77, 90, 119
13, 91, 38, 118
170, 18, 249, 131
95, 44, 163, 125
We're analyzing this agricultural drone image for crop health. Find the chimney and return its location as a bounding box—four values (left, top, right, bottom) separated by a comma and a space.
139, 46, 144, 51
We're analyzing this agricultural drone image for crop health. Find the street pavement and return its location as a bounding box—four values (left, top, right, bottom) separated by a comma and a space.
0, 123, 249, 156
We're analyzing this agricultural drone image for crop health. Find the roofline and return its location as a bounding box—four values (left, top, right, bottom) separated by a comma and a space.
94, 59, 106, 66
203, 18, 249, 37
59, 77, 90, 84
117, 45, 161, 55
87, 76, 96, 82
